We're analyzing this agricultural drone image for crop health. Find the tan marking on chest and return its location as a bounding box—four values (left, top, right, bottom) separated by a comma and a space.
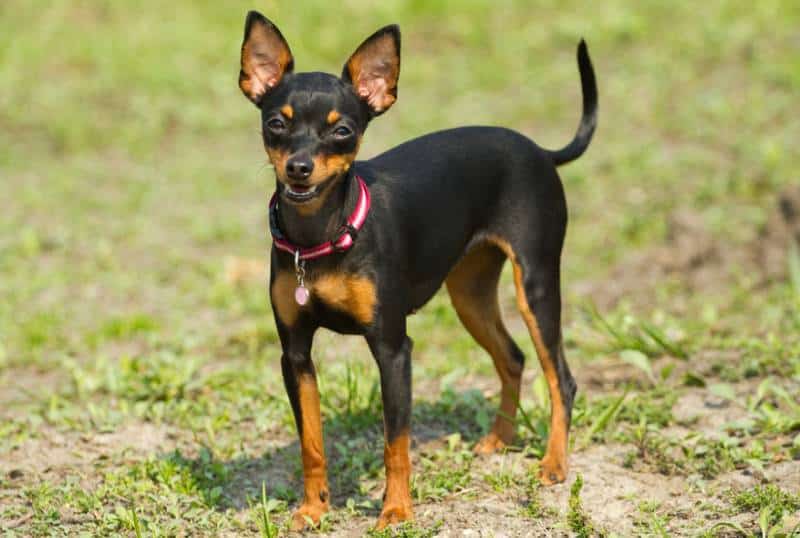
314, 273, 377, 325
271, 271, 377, 326
272, 270, 301, 327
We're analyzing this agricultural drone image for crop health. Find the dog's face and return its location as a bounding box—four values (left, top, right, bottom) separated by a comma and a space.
239, 12, 400, 209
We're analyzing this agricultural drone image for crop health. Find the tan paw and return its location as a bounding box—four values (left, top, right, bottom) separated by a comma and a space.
375, 503, 413, 530
290, 502, 329, 531
538, 454, 567, 485
473, 432, 509, 455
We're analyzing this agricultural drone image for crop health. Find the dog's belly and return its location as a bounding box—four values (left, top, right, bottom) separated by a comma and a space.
402, 224, 497, 313
407, 277, 448, 313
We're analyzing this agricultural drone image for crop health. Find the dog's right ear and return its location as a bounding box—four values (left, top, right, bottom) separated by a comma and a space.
239, 11, 294, 106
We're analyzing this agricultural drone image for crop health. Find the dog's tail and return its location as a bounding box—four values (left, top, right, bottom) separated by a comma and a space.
544, 39, 597, 167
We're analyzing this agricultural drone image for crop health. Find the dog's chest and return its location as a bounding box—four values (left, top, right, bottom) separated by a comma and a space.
271, 270, 377, 328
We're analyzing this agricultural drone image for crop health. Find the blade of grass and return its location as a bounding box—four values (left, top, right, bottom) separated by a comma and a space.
582, 388, 628, 446
515, 396, 537, 436
758, 506, 771, 538
131, 501, 143, 538
641, 322, 688, 359
619, 349, 655, 384
259, 481, 277, 538
706, 521, 750, 536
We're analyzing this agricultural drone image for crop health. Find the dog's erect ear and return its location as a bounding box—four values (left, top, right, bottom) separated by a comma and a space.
239, 11, 294, 105
342, 25, 401, 116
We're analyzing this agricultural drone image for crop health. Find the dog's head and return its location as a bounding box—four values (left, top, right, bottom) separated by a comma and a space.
238, 11, 400, 211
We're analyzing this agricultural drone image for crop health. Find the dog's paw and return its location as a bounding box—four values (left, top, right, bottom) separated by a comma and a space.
375, 503, 413, 530
472, 432, 508, 455
538, 454, 567, 485
290, 502, 329, 531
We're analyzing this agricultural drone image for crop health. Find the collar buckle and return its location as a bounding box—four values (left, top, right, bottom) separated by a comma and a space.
334, 223, 359, 251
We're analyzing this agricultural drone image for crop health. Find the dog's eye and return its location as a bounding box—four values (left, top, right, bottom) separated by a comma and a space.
332, 125, 353, 139
266, 118, 286, 132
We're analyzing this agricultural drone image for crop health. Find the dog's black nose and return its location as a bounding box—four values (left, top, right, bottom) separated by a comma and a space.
286, 156, 314, 180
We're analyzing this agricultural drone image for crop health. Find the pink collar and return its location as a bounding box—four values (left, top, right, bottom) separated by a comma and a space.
268, 175, 371, 261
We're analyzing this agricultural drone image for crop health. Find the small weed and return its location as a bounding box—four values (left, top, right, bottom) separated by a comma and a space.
131, 501, 144, 538
484, 469, 515, 493
86, 313, 159, 348
251, 482, 281, 538
730, 484, 800, 526
128, 448, 229, 508
750, 377, 800, 435
567, 474, 600, 538
685, 435, 747, 479
582, 388, 628, 445
626, 420, 684, 476
634, 500, 670, 537
317, 512, 334, 533
583, 304, 688, 359
25, 483, 60, 524
521, 467, 555, 520
321, 361, 383, 433
412, 435, 473, 502
616, 388, 676, 428
704, 503, 800, 538
515, 392, 550, 454
366, 520, 443, 538
702, 520, 750, 537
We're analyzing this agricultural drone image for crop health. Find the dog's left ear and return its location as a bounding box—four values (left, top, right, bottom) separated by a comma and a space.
239, 11, 294, 106
342, 25, 401, 116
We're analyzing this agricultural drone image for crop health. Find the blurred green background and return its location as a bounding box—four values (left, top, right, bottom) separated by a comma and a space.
1, 1, 799, 535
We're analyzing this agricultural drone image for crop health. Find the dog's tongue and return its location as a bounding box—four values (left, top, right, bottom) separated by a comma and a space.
291, 184, 311, 193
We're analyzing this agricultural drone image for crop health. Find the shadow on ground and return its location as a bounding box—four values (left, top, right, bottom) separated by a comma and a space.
170, 388, 498, 514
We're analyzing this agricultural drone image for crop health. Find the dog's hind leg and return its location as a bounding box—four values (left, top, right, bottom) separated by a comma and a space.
446, 243, 526, 453
491, 236, 576, 485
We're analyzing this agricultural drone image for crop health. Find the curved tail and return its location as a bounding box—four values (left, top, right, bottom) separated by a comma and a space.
545, 39, 598, 166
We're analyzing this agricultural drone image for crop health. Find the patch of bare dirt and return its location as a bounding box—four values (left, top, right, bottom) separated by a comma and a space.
576, 186, 800, 309
0, 366, 65, 410
1, 422, 173, 479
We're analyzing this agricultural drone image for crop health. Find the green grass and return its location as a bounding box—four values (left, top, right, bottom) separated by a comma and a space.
567, 474, 598, 538
730, 485, 800, 526
1, 0, 799, 535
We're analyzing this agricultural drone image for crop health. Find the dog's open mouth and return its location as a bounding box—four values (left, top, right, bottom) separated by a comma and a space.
284, 183, 320, 202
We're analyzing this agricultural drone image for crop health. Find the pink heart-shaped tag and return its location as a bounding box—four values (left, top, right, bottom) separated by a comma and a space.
295, 285, 309, 306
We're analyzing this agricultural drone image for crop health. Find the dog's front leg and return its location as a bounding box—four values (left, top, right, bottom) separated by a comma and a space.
367, 323, 414, 529
279, 326, 329, 530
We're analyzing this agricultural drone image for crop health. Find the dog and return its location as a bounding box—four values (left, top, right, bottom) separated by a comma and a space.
237, 11, 597, 530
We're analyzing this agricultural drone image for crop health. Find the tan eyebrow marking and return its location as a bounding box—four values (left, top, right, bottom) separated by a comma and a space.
326, 110, 341, 124
280, 104, 294, 119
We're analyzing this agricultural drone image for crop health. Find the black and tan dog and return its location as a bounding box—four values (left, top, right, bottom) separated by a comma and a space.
237, 11, 597, 530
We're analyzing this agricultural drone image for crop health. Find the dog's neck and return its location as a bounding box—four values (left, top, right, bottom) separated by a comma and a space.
276, 171, 358, 248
